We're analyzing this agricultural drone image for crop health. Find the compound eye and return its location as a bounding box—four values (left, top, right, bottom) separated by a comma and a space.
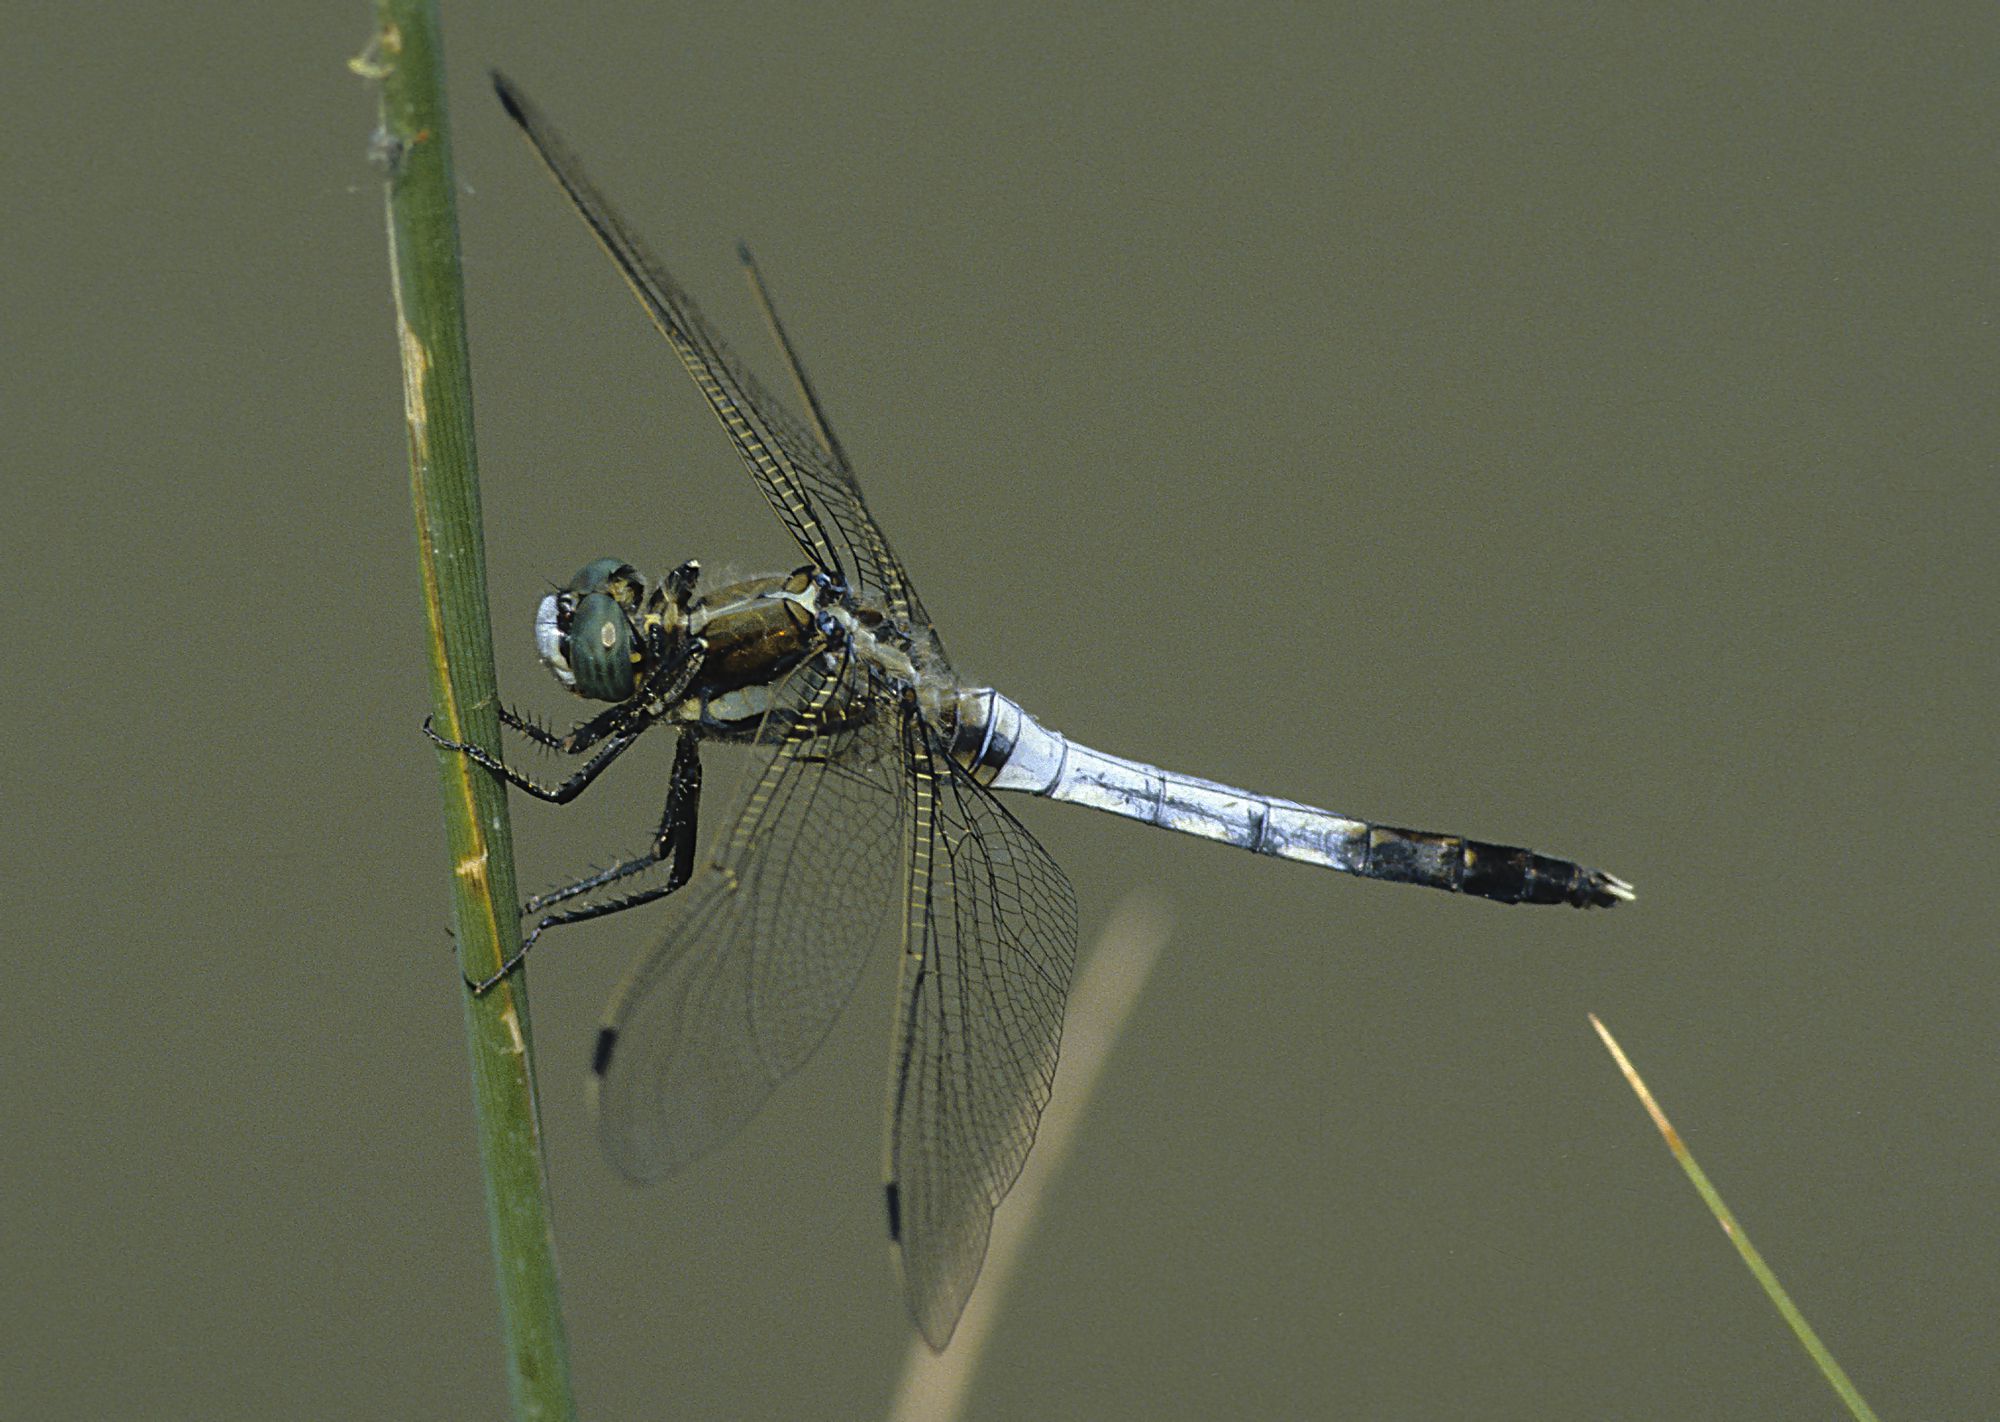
564, 591, 638, 701
567, 558, 645, 606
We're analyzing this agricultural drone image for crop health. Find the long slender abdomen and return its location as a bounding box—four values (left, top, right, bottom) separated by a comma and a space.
949, 689, 1632, 909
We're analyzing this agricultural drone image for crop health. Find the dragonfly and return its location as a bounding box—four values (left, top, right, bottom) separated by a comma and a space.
432, 73, 1634, 1351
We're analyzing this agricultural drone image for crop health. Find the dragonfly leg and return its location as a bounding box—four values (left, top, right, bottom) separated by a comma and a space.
493, 704, 568, 751
640, 630, 706, 707
521, 731, 703, 915
423, 638, 705, 803
467, 732, 704, 994
662, 559, 701, 609
500, 698, 633, 754
426, 713, 650, 803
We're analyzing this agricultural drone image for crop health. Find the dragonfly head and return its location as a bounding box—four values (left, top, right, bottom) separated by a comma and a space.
536, 558, 651, 701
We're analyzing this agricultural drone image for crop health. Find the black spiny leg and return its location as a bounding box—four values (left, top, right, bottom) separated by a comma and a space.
425, 711, 649, 804
662, 559, 701, 609
422, 635, 706, 804
497, 698, 629, 754
467, 731, 705, 994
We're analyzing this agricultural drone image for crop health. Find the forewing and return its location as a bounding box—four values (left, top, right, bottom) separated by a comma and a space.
886, 719, 1080, 1349
590, 652, 910, 1181
495, 76, 938, 646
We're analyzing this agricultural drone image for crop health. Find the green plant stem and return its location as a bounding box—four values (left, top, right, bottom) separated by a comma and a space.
1590, 1015, 1877, 1422
365, 7, 577, 1417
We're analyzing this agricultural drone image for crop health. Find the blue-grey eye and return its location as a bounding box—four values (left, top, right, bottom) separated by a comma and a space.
564, 591, 638, 701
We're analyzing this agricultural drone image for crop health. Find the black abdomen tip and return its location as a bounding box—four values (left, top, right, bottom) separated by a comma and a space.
884, 1182, 903, 1241
1458, 838, 1635, 909
1579, 868, 1637, 909
591, 1026, 619, 1076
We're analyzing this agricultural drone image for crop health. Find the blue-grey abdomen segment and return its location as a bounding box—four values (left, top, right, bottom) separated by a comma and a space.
957, 690, 1631, 909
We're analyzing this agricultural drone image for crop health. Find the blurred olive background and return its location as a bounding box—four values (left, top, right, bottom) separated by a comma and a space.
5, 5, 1995, 1418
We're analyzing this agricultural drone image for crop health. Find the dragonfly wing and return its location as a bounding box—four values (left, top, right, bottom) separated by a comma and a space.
590, 651, 910, 1181
735, 238, 943, 662
886, 717, 1080, 1349
494, 75, 938, 651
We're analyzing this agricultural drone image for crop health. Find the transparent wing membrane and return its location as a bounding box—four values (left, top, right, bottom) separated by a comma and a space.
494, 75, 937, 646
887, 722, 1079, 1348
590, 653, 909, 1180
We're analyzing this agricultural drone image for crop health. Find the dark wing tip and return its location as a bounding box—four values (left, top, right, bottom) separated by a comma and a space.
492, 70, 527, 125
734, 237, 756, 268
884, 1182, 902, 1241
591, 1026, 620, 1077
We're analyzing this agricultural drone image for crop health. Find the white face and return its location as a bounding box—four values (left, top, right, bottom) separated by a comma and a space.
534, 593, 577, 690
